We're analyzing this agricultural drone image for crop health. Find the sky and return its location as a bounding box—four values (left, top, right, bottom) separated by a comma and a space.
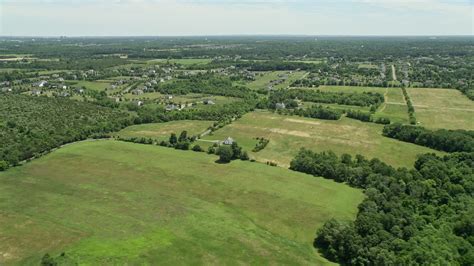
0, 0, 472, 36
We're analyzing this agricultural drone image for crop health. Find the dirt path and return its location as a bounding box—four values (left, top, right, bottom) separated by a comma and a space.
391, 65, 397, 81
378, 88, 389, 113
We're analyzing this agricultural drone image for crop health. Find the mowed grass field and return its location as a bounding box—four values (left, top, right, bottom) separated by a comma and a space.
116, 120, 214, 140
0, 140, 364, 265
302, 86, 409, 123
247, 71, 307, 90
201, 111, 442, 168
407, 88, 474, 130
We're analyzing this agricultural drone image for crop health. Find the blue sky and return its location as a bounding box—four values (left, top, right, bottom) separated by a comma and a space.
0, 0, 472, 36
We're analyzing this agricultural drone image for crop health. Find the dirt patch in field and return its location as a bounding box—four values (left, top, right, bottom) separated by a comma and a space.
284, 118, 321, 126
136, 130, 170, 136
269, 128, 311, 137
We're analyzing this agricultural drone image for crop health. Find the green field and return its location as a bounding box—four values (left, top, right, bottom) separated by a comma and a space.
123, 91, 164, 100
297, 86, 409, 123
407, 88, 474, 130
314, 85, 387, 94
66, 80, 112, 91
116, 120, 214, 140
169, 94, 239, 106
358, 63, 378, 69
201, 111, 442, 168
0, 140, 364, 265
147, 58, 212, 65
247, 71, 306, 90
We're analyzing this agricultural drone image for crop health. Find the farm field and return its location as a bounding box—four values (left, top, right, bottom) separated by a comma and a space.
407, 88, 474, 130
298, 86, 409, 123
247, 71, 306, 90
0, 140, 364, 265
201, 111, 442, 168
116, 120, 214, 140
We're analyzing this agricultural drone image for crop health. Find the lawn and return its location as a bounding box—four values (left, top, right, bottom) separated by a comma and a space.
0, 140, 364, 265
116, 120, 215, 140
407, 88, 474, 130
201, 111, 442, 168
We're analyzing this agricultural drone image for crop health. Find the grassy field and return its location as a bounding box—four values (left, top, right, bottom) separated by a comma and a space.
407, 88, 474, 130
299, 86, 409, 123
201, 111, 442, 168
147, 58, 213, 65
169, 94, 239, 106
0, 140, 364, 265
123, 91, 164, 100
314, 85, 386, 94
247, 71, 306, 90
116, 120, 215, 140
358, 63, 378, 69
66, 80, 112, 91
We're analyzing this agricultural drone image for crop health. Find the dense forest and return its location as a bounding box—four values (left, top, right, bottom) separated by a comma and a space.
290, 149, 473, 265
0, 94, 133, 168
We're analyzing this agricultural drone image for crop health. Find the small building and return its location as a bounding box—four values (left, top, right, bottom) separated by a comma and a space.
132, 89, 144, 95
37, 80, 48, 87
137, 100, 144, 106
203, 99, 215, 105
223, 137, 234, 145
165, 95, 173, 100
275, 103, 286, 109
165, 104, 179, 111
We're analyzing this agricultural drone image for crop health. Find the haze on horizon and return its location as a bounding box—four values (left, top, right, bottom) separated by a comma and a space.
0, 0, 473, 37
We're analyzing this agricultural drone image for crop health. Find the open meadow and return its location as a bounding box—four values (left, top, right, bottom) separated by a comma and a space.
66, 80, 112, 91
407, 88, 474, 130
0, 140, 363, 265
201, 111, 442, 168
301, 86, 409, 123
116, 120, 214, 140
247, 71, 307, 90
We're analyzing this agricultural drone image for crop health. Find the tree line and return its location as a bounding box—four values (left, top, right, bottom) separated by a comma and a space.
265, 89, 384, 108
383, 123, 474, 153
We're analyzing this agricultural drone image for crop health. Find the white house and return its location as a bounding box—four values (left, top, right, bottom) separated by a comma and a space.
223, 137, 234, 145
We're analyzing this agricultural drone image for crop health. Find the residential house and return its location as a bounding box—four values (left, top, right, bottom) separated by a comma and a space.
223, 137, 234, 145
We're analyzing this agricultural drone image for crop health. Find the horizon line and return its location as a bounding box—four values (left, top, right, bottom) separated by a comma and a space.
1, 34, 473, 38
